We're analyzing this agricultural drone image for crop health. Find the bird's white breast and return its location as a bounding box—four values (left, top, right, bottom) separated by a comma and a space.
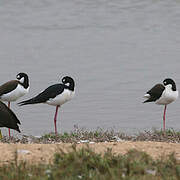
0, 84, 29, 102
156, 85, 178, 105
46, 89, 75, 106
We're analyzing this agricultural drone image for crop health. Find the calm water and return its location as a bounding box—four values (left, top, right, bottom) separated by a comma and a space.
0, 0, 180, 136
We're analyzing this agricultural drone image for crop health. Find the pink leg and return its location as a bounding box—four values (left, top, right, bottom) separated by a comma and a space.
8, 102, 11, 137
163, 105, 167, 132
54, 105, 60, 135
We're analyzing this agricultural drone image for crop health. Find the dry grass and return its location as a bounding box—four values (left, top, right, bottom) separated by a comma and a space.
0, 146, 179, 180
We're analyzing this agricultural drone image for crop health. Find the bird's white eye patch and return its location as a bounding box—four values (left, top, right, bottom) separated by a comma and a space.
19, 77, 25, 83
163, 81, 167, 86
65, 82, 70, 86
166, 84, 172, 89
17, 75, 20, 79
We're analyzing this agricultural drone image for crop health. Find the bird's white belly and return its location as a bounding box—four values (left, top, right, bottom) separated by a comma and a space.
156, 90, 178, 105
0, 85, 29, 102
46, 89, 75, 106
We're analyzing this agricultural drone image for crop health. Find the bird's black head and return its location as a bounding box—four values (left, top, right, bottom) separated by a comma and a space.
163, 78, 177, 91
62, 76, 75, 91
16, 72, 29, 89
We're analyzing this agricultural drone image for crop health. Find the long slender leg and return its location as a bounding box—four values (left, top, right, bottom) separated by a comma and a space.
54, 105, 60, 135
8, 102, 11, 137
163, 105, 167, 132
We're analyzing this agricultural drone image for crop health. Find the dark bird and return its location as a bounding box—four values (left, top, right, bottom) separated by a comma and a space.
0, 101, 21, 133
18, 76, 75, 135
143, 78, 178, 131
0, 72, 29, 136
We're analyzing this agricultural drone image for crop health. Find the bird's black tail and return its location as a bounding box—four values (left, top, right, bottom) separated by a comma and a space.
143, 94, 152, 103
143, 97, 155, 103
18, 92, 47, 106
143, 99, 151, 103
18, 97, 40, 106
0, 101, 21, 133
6, 117, 21, 133
6, 123, 21, 133
13, 124, 21, 133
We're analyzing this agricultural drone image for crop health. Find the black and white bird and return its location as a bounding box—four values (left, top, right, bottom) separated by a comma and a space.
0, 101, 21, 133
18, 76, 75, 135
0, 72, 29, 136
143, 78, 178, 131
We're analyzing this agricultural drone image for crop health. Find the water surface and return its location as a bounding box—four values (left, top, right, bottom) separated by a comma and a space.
0, 0, 180, 135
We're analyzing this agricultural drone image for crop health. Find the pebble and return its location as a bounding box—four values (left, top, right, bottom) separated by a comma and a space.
17, 149, 31, 154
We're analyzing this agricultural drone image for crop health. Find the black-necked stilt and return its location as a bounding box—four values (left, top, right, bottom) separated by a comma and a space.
18, 76, 75, 135
0, 101, 21, 133
0, 72, 29, 136
143, 78, 178, 131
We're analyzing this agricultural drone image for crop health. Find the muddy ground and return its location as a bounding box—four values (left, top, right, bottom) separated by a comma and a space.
0, 141, 179, 165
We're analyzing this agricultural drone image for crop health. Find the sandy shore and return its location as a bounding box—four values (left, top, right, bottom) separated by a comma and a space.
0, 141, 179, 165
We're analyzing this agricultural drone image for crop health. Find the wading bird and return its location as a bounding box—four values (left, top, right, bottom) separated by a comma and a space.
18, 76, 75, 135
143, 78, 178, 131
0, 73, 29, 136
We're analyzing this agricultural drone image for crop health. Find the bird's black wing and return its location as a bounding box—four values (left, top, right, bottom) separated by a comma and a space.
18, 84, 65, 106
0, 80, 18, 96
0, 101, 21, 132
144, 84, 165, 103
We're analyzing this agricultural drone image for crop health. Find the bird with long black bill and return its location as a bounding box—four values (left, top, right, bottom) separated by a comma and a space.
0, 72, 29, 136
143, 78, 178, 131
0, 101, 21, 133
18, 76, 75, 135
